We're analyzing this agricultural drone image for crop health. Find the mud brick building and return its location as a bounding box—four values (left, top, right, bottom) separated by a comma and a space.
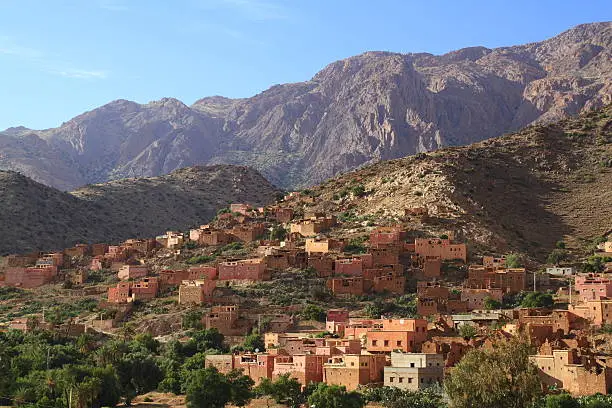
414, 238, 467, 262
218, 258, 268, 281
178, 279, 217, 305
323, 354, 387, 391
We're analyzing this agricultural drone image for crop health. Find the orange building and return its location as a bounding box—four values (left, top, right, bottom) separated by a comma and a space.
414, 238, 467, 262
308, 254, 335, 277
327, 276, 365, 296
218, 258, 268, 281
569, 300, 612, 327
323, 354, 387, 390
305, 238, 345, 254
466, 265, 526, 294
366, 319, 428, 353
530, 345, 612, 396
369, 226, 404, 247
234, 354, 275, 384
273, 354, 326, 385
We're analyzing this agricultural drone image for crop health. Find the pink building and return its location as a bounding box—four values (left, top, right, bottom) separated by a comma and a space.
574, 274, 612, 302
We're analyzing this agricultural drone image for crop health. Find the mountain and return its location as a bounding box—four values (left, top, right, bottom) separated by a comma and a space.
0, 165, 279, 254
298, 104, 611, 260
1, 22, 610, 190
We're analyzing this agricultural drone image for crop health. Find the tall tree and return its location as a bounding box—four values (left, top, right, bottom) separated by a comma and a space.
307, 383, 364, 408
444, 339, 542, 408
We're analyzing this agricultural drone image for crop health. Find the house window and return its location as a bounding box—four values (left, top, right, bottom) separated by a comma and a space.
397, 341, 402, 346
384, 340, 389, 346
398, 377, 404, 383
410, 363, 415, 368
389, 377, 394, 382
408, 378, 413, 383
372, 340, 378, 346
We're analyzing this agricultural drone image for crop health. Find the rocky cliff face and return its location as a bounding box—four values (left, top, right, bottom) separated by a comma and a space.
1, 22, 610, 190
0, 165, 279, 254
300, 104, 611, 260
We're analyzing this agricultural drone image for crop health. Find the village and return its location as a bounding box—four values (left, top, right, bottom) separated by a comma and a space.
1, 190, 612, 401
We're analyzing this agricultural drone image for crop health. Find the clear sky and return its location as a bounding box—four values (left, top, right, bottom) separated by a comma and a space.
0, 0, 610, 130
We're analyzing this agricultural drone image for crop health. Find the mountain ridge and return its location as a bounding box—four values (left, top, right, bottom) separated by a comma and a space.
0, 164, 280, 254
1, 22, 610, 190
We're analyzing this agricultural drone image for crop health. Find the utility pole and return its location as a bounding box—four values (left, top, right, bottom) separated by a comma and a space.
533, 272, 536, 292
569, 278, 572, 305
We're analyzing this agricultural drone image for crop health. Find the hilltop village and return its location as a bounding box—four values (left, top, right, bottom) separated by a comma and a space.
1, 190, 612, 401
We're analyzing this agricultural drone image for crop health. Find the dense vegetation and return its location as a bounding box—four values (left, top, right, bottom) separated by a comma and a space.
3, 328, 612, 407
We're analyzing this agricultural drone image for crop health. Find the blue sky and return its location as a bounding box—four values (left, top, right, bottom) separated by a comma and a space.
0, 0, 610, 130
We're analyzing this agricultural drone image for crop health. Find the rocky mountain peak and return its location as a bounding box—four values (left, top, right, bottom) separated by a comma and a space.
0, 22, 610, 190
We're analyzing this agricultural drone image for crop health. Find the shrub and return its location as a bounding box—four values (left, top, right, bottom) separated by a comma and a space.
350, 184, 366, 197
547, 249, 568, 265
186, 255, 215, 265
459, 324, 477, 339
301, 304, 326, 322
505, 253, 523, 268
520, 292, 554, 308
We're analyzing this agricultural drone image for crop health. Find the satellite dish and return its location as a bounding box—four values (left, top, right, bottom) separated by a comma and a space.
255, 348, 260, 353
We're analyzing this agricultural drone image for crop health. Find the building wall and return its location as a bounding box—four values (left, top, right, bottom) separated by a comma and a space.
414, 239, 467, 262
117, 265, 148, 281
423, 258, 442, 278
205, 355, 235, 374
461, 288, 504, 310
308, 254, 335, 277
335, 258, 364, 276
218, 259, 267, 281
327, 277, 365, 296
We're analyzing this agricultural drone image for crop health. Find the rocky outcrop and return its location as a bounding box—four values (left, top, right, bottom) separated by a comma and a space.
1, 22, 610, 190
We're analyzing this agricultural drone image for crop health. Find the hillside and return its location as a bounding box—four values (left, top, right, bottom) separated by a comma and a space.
0, 165, 279, 254
296, 105, 612, 260
0, 22, 610, 190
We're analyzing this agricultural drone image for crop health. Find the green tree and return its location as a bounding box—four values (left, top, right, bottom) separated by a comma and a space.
183, 310, 204, 330
458, 324, 477, 339
185, 368, 232, 408
301, 304, 326, 322
484, 297, 502, 310
242, 333, 265, 352
367, 387, 446, 408
270, 225, 287, 241
226, 369, 255, 407
545, 393, 579, 408
307, 383, 364, 408
505, 253, 523, 268
444, 339, 542, 408
547, 249, 568, 265
520, 292, 554, 308
189, 328, 226, 353
254, 373, 303, 407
